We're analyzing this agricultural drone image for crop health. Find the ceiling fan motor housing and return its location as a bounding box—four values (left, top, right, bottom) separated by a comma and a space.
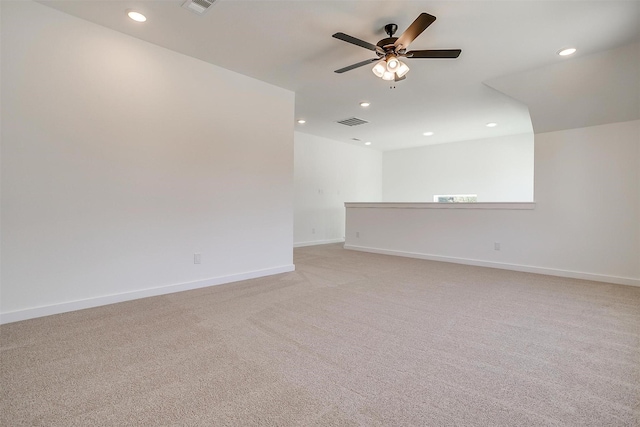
377, 38, 399, 53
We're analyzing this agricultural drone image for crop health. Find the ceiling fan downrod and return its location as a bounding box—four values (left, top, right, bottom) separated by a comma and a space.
384, 23, 398, 37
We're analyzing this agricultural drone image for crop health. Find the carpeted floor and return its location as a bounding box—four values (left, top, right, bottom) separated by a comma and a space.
1, 243, 639, 426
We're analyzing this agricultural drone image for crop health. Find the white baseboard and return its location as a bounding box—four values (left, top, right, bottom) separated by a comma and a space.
294, 238, 345, 248
344, 245, 640, 287
0, 264, 296, 325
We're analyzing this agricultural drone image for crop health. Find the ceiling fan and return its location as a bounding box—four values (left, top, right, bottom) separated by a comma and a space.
332, 13, 461, 81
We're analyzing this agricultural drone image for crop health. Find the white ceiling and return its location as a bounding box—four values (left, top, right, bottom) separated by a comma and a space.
485, 42, 640, 134
38, 0, 640, 151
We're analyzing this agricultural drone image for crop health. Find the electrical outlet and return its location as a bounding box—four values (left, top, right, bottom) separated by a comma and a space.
194, 253, 201, 264
494, 242, 501, 251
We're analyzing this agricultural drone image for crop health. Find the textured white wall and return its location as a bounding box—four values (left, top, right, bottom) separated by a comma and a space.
346, 121, 640, 285
382, 133, 535, 202
1, 1, 295, 320
294, 133, 382, 246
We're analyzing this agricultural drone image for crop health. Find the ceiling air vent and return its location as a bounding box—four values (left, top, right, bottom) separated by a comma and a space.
182, 0, 217, 16
337, 117, 369, 127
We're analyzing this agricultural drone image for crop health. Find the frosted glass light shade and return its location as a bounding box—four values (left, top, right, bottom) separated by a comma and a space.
382, 71, 395, 81
372, 61, 386, 78
396, 61, 409, 77
386, 57, 400, 71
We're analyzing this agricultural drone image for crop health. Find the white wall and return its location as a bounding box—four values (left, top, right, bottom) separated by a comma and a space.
346, 120, 640, 285
382, 133, 534, 202
294, 132, 382, 246
1, 1, 295, 322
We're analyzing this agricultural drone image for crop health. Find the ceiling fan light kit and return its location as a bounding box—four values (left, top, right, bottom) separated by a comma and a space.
333, 12, 461, 82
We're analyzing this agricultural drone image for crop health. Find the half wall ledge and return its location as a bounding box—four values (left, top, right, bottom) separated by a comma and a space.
344, 202, 536, 210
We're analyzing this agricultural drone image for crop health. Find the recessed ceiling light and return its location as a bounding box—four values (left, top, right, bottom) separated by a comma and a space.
557, 48, 577, 56
360, 102, 370, 107
127, 10, 147, 22
423, 131, 434, 136
486, 122, 498, 128
364, 142, 372, 146
297, 119, 306, 124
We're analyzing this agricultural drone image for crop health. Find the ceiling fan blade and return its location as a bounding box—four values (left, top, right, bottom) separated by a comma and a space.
406, 49, 462, 59
394, 74, 406, 82
394, 13, 436, 50
332, 32, 378, 52
334, 58, 379, 73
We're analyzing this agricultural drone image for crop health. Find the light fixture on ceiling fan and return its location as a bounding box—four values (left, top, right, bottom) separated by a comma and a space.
333, 13, 461, 82
372, 54, 410, 80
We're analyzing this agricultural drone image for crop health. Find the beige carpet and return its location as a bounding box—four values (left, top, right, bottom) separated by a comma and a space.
2, 243, 639, 426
